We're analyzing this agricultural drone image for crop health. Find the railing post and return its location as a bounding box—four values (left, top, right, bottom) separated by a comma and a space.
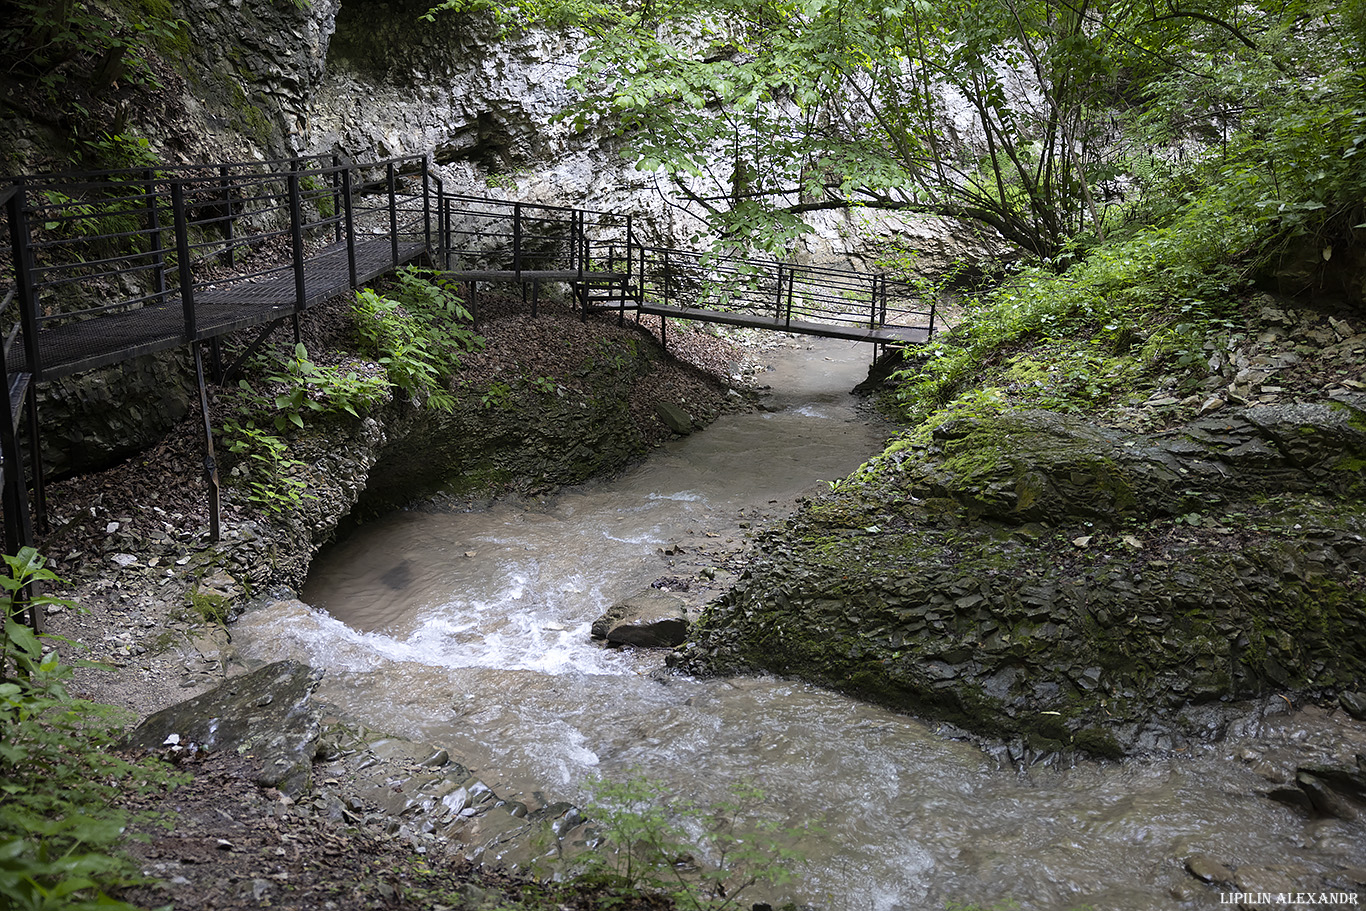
785, 267, 795, 328
625, 214, 633, 291
880, 273, 889, 329
288, 168, 307, 319
422, 158, 431, 255
571, 209, 581, 276
9, 184, 41, 381
387, 161, 399, 267
869, 274, 879, 329
219, 164, 235, 268
146, 169, 169, 303
775, 263, 784, 322
331, 155, 344, 244
928, 291, 937, 340
342, 165, 357, 288
512, 202, 522, 277
171, 180, 197, 340
663, 248, 671, 306
441, 186, 451, 270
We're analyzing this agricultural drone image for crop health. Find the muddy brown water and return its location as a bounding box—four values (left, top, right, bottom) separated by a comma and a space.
233, 338, 1366, 911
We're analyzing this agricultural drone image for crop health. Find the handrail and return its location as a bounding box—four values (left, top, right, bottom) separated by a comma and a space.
0, 153, 432, 380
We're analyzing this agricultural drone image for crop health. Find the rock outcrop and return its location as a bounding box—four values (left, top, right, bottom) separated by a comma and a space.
674, 402, 1366, 757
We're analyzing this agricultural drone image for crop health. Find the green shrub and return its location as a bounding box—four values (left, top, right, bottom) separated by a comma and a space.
352, 268, 485, 410
0, 548, 184, 910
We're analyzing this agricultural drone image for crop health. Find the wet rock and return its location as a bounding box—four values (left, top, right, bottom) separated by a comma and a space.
655, 401, 694, 434
1265, 786, 1315, 814
679, 402, 1366, 757
1340, 691, 1366, 720
125, 660, 325, 798
592, 588, 690, 647
1185, 853, 1235, 885
1296, 771, 1363, 820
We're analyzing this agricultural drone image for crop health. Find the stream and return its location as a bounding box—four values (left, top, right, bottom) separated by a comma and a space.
232, 338, 1366, 911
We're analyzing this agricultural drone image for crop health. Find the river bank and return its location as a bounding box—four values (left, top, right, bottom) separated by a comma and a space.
41, 288, 760, 716
33, 288, 787, 909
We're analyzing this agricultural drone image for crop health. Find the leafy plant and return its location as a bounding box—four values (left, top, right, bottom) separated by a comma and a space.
352, 269, 485, 411
221, 343, 387, 515
237, 342, 389, 433
0, 547, 184, 910
222, 420, 311, 515
580, 773, 808, 911
479, 380, 514, 410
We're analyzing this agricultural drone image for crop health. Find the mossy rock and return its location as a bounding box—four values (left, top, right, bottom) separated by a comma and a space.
679, 405, 1366, 758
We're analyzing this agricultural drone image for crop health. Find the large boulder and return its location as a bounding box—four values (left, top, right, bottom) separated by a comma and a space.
125, 660, 325, 798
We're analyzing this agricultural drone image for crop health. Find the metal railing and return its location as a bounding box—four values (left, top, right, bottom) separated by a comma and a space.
431, 192, 633, 279
635, 244, 935, 339
2, 154, 432, 381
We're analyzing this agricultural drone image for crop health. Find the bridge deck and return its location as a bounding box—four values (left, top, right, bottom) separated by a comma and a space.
18, 236, 424, 380
448, 269, 628, 284
620, 302, 931, 345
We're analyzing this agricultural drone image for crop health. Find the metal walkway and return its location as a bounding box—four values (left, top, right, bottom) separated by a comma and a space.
432, 194, 937, 348
1, 155, 938, 628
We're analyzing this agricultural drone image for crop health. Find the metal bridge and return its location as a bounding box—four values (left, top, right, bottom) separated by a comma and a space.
0, 153, 936, 625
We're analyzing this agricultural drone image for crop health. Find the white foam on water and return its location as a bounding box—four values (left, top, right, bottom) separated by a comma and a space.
644, 490, 704, 502
237, 594, 638, 677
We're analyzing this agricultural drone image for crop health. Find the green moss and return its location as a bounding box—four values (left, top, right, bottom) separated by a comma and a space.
186, 588, 229, 624
1070, 726, 1124, 759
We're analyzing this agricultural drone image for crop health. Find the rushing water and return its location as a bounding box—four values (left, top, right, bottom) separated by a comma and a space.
233, 338, 1366, 911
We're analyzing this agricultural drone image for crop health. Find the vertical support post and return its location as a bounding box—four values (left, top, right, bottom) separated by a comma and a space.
785, 267, 795, 328
571, 210, 581, 276
171, 180, 197, 340
288, 168, 307, 321
422, 158, 431, 255
192, 343, 221, 544
775, 263, 784, 322
436, 180, 447, 269
387, 161, 399, 267
25, 384, 45, 537
444, 191, 453, 271
512, 203, 522, 277
146, 169, 168, 302
342, 166, 357, 288
331, 155, 344, 244
660, 314, 667, 351
663, 249, 671, 307
624, 214, 635, 308
0, 329, 34, 569
220, 164, 236, 268
928, 287, 937, 340
869, 274, 879, 329
879, 273, 889, 329
10, 184, 41, 382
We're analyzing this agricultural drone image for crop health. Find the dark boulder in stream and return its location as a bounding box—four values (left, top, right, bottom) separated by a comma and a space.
675, 403, 1366, 757
592, 587, 690, 647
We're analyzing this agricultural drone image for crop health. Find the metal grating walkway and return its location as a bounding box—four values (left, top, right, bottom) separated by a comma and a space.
14, 236, 425, 379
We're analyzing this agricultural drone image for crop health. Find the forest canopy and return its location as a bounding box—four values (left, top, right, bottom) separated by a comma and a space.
429, 0, 1366, 270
